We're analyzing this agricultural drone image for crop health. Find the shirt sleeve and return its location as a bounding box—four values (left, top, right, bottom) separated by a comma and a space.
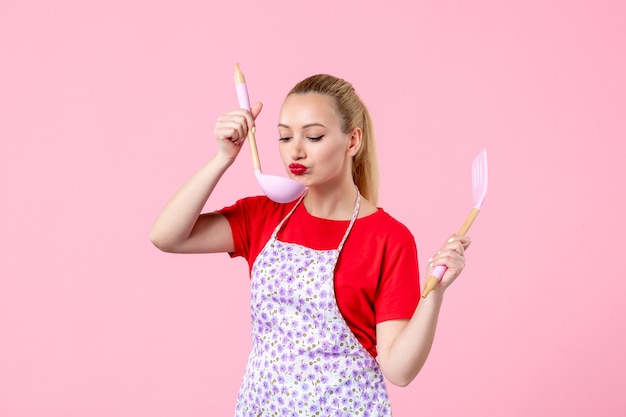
217, 195, 290, 268
374, 237, 420, 324
216, 198, 251, 260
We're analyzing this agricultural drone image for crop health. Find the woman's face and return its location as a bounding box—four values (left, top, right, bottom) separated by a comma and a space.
277, 93, 359, 189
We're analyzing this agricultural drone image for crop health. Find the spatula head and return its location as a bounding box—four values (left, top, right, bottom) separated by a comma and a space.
472, 149, 488, 209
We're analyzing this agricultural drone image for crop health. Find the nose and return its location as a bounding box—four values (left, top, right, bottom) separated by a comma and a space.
288, 137, 306, 161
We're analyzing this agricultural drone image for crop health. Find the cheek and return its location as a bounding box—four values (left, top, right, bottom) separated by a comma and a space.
319, 145, 348, 171
277, 144, 284, 160
277, 142, 289, 162
327, 141, 349, 160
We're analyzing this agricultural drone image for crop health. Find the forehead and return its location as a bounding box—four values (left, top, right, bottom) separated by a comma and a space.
278, 93, 340, 128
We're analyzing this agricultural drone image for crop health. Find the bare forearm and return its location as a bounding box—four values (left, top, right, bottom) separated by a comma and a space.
150, 153, 233, 250
377, 235, 471, 386
379, 289, 445, 386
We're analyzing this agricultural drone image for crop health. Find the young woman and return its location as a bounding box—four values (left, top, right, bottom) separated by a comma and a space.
150, 74, 470, 416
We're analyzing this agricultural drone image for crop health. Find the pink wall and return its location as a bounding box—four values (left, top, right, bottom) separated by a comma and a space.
1, 1, 625, 416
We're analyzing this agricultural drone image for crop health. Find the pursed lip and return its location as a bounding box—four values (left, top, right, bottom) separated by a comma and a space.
288, 163, 307, 174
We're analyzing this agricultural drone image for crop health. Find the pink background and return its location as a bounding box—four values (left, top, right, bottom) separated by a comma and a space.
1, 0, 625, 416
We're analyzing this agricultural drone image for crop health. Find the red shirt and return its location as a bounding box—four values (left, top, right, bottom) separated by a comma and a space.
219, 195, 420, 357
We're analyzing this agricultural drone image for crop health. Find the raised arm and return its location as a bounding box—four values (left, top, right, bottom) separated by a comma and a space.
149, 102, 263, 253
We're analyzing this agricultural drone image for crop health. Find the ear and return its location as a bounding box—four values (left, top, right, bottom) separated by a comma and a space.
346, 127, 362, 157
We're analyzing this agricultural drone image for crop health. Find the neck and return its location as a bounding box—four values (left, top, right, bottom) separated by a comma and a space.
303, 181, 358, 220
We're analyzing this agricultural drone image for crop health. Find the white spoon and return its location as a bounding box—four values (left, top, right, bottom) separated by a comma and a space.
234, 64, 306, 203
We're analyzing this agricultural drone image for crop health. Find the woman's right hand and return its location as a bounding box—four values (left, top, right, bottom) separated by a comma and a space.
213, 101, 263, 162
150, 101, 263, 254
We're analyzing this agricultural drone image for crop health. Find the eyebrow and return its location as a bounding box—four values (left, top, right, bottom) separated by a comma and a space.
277, 123, 327, 129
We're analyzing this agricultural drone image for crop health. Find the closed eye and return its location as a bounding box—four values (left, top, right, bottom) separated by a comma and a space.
279, 135, 324, 141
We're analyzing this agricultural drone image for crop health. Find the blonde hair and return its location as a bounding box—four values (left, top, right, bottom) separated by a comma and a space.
288, 74, 379, 205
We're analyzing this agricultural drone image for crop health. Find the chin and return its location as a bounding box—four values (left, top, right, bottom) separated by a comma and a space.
292, 176, 311, 187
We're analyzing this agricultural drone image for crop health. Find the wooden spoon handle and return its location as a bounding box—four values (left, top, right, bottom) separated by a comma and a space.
234, 63, 261, 171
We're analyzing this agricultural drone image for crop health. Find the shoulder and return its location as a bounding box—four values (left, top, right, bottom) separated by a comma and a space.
360, 208, 415, 244
344, 208, 416, 263
219, 195, 297, 218
217, 195, 300, 262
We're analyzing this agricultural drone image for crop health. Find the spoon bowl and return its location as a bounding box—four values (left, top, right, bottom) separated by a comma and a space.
234, 64, 306, 203
254, 169, 306, 203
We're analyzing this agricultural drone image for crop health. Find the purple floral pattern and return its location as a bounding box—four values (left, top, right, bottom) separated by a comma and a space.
235, 194, 392, 416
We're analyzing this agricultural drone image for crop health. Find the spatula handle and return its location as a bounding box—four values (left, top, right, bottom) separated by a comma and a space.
421, 208, 480, 298
458, 207, 479, 235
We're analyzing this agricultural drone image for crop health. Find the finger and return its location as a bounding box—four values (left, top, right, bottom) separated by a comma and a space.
435, 262, 465, 287
220, 115, 250, 140
431, 251, 465, 269
432, 243, 466, 265
445, 235, 471, 253
439, 240, 464, 257
250, 101, 263, 120
455, 234, 471, 247
220, 109, 253, 128
234, 111, 254, 139
231, 105, 261, 132
216, 121, 245, 142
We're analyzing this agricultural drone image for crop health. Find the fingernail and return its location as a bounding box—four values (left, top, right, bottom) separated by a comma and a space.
448, 237, 455, 243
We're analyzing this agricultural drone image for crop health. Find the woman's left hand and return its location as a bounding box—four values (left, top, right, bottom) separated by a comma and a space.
427, 234, 472, 291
